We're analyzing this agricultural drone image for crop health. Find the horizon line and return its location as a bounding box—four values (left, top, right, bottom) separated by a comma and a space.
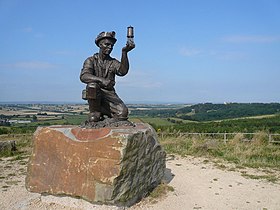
0, 101, 279, 105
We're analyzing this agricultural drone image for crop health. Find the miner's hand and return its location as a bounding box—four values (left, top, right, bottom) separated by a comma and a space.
122, 39, 135, 52
100, 78, 115, 90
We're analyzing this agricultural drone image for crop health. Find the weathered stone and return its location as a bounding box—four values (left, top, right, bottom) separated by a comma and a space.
25, 123, 166, 206
0, 140, 16, 153
81, 118, 135, 129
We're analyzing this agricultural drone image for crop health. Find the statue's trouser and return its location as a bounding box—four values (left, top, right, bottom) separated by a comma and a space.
86, 83, 128, 122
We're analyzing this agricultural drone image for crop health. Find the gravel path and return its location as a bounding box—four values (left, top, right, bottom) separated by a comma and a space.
1, 155, 279, 210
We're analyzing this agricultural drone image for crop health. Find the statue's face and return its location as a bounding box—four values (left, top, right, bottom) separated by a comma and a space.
99, 38, 115, 55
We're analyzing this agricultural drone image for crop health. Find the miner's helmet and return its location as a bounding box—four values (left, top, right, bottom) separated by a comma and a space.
95, 31, 117, 46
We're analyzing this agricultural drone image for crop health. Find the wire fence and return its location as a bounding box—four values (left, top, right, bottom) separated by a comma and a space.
1, 132, 280, 144
158, 132, 280, 143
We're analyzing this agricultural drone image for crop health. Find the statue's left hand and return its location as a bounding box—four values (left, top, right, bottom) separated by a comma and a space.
122, 40, 135, 52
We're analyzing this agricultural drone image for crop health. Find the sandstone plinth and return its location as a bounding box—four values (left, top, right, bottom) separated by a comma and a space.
25, 123, 166, 206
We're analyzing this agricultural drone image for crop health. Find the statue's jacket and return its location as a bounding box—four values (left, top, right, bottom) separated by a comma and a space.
80, 53, 126, 86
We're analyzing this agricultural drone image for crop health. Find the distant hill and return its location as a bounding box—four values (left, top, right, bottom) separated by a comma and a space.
131, 103, 280, 122
176, 103, 280, 121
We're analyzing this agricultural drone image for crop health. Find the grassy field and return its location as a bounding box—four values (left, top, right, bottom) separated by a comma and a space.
131, 116, 174, 126
159, 132, 280, 170
1, 116, 280, 184
64, 115, 88, 125
2, 123, 279, 170
2, 113, 280, 135
1, 112, 280, 173
0, 133, 32, 158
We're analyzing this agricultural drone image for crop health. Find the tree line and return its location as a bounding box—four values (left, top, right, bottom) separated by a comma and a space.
131, 103, 280, 122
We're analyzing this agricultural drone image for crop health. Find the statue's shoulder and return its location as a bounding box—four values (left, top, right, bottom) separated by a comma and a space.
92, 53, 99, 59
84, 54, 97, 63
89, 53, 99, 61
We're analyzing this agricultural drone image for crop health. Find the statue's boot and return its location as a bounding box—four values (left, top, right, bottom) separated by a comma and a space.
88, 99, 101, 122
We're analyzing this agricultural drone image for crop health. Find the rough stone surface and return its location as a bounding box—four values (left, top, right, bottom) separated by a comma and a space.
0, 140, 16, 153
25, 123, 166, 206
81, 118, 135, 129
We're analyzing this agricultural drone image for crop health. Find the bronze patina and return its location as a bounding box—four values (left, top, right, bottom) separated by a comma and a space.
80, 27, 135, 125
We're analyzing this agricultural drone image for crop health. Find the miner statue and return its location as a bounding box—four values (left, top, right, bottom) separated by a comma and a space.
80, 27, 135, 124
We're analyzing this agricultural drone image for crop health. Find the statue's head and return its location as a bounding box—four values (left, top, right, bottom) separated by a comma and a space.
95, 31, 117, 55
95, 31, 117, 47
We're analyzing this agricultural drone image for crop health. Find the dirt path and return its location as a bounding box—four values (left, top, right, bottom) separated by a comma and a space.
1, 155, 279, 210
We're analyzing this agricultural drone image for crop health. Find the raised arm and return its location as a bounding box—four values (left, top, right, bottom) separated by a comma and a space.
117, 40, 135, 76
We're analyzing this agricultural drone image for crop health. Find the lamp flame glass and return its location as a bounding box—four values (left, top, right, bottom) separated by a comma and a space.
127, 26, 134, 44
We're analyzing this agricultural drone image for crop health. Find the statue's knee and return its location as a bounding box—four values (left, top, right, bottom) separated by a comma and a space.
87, 83, 100, 91
118, 105, 128, 119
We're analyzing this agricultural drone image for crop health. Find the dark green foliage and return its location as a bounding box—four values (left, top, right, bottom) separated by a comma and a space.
9, 126, 37, 134
32, 115, 37, 121
132, 103, 280, 122
0, 127, 9, 135
178, 103, 280, 121
156, 115, 280, 133
132, 103, 280, 133
130, 108, 177, 118
0, 126, 35, 134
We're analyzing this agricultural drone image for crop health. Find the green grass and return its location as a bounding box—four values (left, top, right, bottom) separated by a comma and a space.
159, 132, 280, 169
0, 114, 87, 158
133, 117, 175, 126
156, 114, 280, 133
0, 134, 32, 158
64, 115, 88, 125
168, 117, 198, 123
146, 183, 174, 203
149, 183, 174, 198
241, 173, 278, 183
31, 114, 87, 125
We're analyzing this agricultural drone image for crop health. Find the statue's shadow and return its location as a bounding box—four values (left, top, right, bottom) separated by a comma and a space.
162, 155, 176, 184
162, 168, 175, 184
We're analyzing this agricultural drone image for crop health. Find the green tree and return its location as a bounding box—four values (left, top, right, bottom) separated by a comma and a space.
32, 115, 37, 122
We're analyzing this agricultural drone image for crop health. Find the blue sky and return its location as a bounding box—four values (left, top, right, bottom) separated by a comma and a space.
0, 0, 279, 103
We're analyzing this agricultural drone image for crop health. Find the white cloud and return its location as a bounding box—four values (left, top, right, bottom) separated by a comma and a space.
179, 47, 203, 57
116, 70, 162, 88
223, 35, 280, 43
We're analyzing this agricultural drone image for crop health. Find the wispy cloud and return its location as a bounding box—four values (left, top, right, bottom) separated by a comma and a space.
179, 47, 203, 57
22, 26, 44, 38
210, 51, 248, 60
223, 35, 280, 43
180, 47, 247, 60
23, 27, 33, 33
117, 71, 162, 88
0, 61, 57, 70
53, 50, 75, 56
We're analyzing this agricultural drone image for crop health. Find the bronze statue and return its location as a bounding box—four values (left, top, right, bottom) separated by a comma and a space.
80, 27, 135, 123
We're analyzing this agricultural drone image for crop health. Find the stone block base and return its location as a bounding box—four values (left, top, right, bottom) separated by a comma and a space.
25, 123, 166, 206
